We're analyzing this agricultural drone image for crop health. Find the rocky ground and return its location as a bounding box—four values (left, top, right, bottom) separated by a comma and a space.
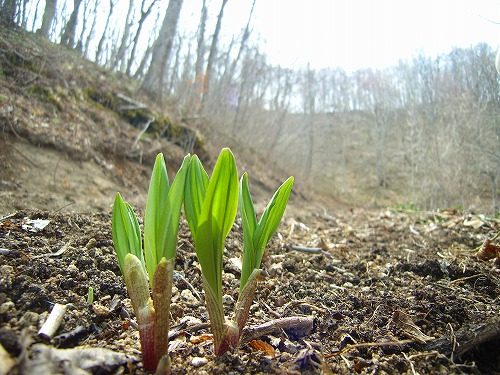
1, 204, 499, 374
0, 22, 500, 375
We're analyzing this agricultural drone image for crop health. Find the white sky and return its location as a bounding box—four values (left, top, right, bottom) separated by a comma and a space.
181, 0, 500, 72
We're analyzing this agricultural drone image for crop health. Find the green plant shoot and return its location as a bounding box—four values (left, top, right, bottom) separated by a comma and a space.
184, 148, 294, 355
184, 148, 239, 355
239, 173, 294, 291
233, 173, 293, 336
112, 153, 190, 372
86, 286, 94, 305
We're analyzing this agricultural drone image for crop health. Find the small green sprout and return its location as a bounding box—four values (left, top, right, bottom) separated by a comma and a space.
86, 286, 94, 305
112, 153, 190, 372
184, 148, 293, 355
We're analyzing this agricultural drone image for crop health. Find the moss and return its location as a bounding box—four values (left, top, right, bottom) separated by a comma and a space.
82, 86, 207, 157
84, 87, 117, 110
25, 85, 69, 112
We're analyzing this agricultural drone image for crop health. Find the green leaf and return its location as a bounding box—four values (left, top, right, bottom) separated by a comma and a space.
240, 176, 294, 289
144, 154, 170, 282
184, 155, 208, 238
112, 192, 143, 279
144, 154, 190, 283
239, 173, 257, 287
197, 148, 238, 302
162, 154, 190, 261
184, 148, 238, 306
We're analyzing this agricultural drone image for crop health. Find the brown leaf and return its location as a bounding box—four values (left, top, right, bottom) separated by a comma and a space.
190, 333, 212, 344
250, 339, 275, 356
390, 310, 434, 344
475, 239, 500, 261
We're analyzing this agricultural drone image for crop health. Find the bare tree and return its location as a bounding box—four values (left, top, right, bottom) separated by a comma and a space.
226, 0, 256, 82
111, 0, 134, 72
60, 0, 83, 47
141, 0, 184, 100
126, 0, 159, 76
0, 0, 17, 24
191, 0, 207, 109
302, 64, 316, 180
95, 0, 116, 64
37, 0, 57, 37
201, 0, 229, 110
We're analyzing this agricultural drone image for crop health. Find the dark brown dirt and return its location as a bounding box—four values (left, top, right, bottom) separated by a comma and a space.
1, 22, 500, 375
1, 207, 500, 374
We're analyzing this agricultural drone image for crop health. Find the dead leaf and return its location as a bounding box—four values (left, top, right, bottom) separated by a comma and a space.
475, 239, 500, 261
190, 333, 212, 344
21, 344, 136, 375
390, 310, 434, 344
250, 339, 275, 356
463, 217, 484, 230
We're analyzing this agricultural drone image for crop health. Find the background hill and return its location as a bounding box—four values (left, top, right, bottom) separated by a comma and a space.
1, 0, 498, 214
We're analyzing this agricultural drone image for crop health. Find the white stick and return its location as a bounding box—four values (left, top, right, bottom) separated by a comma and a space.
38, 303, 67, 340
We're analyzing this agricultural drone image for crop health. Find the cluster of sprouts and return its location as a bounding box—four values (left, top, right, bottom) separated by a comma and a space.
112, 148, 293, 372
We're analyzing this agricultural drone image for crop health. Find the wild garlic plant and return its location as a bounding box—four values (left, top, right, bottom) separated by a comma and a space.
236, 172, 294, 337
184, 148, 293, 355
112, 153, 190, 372
112, 147, 293, 367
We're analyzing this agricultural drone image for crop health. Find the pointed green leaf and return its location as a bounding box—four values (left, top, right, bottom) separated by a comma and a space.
239, 173, 257, 289
196, 148, 238, 302
112, 192, 143, 279
144, 154, 190, 284
144, 154, 170, 281
240, 176, 294, 289
161, 154, 190, 261
184, 155, 209, 238
254, 176, 294, 258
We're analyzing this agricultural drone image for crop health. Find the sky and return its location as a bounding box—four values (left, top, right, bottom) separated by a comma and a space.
181, 0, 500, 72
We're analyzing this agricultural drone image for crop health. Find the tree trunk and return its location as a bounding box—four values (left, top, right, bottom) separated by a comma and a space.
140, 0, 184, 101
95, 0, 115, 63
38, 0, 57, 37
201, 0, 229, 110
226, 0, 255, 82
126, 0, 158, 76
111, 0, 134, 72
60, 0, 83, 47
192, 0, 207, 108
0, 0, 17, 24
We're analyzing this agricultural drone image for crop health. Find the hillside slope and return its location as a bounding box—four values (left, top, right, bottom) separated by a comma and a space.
0, 22, 299, 214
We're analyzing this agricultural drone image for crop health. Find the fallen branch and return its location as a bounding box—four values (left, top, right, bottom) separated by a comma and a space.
425, 315, 500, 359
290, 245, 333, 258
241, 316, 315, 343
115, 92, 147, 110
168, 316, 315, 345
38, 303, 67, 340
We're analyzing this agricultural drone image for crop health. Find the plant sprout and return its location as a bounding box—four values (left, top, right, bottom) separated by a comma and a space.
184, 148, 239, 355
112, 153, 190, 372
86, 286, 94, 305
235, 172, 294, 335
184, 148, 293, 355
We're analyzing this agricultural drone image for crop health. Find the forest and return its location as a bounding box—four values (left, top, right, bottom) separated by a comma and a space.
1, 0, 499, 212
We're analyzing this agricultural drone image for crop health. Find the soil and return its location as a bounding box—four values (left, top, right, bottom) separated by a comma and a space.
1, 22, 500, 375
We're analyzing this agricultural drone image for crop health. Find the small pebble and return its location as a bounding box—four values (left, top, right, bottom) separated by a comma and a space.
191, 357, 207, 367
181, 289, 199, 305
0, 301, 15, 314
222, 294, 234, 305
